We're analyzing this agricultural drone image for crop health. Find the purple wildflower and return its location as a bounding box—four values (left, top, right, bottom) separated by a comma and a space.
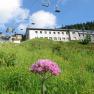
30, 59, 61, 76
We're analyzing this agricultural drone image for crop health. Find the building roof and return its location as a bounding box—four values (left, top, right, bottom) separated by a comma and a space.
26, 28, 94, 33
26, 28, 78, 32
14, 34, 23, 36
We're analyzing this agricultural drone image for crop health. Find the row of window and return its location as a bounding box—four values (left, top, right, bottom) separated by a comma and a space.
79, 34, 94, 37
35, 37, 69, 41
35, 31, 77, 35
35, 31, 66, 34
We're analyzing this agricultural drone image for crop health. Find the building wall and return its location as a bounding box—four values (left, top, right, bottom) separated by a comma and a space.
91, 35, 94, 43
28, 29, 70, 41
26, 28, 94, 42
13, 40, 21, 43
78, 32, 87, 40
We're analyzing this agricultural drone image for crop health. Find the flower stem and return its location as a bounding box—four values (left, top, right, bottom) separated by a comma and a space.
41, 74, 52, 94
41, 79, 45, 94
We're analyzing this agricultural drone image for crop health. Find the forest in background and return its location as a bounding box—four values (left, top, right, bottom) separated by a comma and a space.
62, 21, 94, 30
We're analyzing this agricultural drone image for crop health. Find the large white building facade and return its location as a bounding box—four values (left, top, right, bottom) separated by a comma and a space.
26, 28, 94, 42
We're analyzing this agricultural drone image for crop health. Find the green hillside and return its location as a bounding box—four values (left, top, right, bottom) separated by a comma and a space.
0, 39, 94, 94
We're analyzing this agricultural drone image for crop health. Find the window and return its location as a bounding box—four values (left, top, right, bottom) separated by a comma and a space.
58, 32, 60, 34
83, 34, 85, 36
40, 31, 42, 34
40, 37, 43, 38
58, 37, 61, 40
53, 32, 56, 34
45, 37, 48, 39
49, 37, 52, 40
45, 31, 47, 34
62, 37, 65, 40
72, 32, 75, 34
60, 37, 61, 40
54, 37, 57, 40
35, 31, 38, 33
74, 37, 76, 40
62, 32, 64, 34
49, 32, 51, 34
66, 31, 69, 34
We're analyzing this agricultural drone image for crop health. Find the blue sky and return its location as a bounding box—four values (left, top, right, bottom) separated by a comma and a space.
0, 0, 94, 34
23, 0, 94, 25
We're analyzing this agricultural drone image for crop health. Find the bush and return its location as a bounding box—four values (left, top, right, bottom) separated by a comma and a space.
80, 34, 91, 45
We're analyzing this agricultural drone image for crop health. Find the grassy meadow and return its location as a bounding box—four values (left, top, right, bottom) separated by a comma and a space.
0, 39, 94, 94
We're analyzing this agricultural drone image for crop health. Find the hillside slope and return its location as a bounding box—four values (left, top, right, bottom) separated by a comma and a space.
0, 39, 94, 94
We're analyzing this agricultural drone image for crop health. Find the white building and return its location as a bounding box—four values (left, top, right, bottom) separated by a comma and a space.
10, 34, 23, 43
25, 28, 94, 42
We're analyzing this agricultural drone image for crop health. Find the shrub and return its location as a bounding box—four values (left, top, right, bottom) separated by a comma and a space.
80, 34, 91, 44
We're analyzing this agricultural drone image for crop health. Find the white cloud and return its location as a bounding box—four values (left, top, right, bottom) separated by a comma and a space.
0, 0, 57, 33
13, 8, 30, 23
0, 0, 21, 24
30, 10, 57, 28
0, 0, 29, 24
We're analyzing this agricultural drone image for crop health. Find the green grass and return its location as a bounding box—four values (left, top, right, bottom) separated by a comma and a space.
0, 39, 94, 94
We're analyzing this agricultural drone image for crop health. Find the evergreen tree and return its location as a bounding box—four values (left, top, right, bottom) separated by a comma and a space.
62, 21, 94, 30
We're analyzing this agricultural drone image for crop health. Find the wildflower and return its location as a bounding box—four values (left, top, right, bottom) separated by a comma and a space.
29, 59, 61, 94
30, 59, 61, 76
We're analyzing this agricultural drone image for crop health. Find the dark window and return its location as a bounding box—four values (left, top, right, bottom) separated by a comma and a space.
62, 32, 64, 34
62, 37, 65, 40
58, 37, 61, 40
49, 32, 51, 34
66, 32, 69, 34
45, 37, 48, 39
72, 32, 75, 34
58, 32, 60, 34
35, 31, 38, 33
60, 38, 61, 40
49, 37, 52, 40
40, 31, 42, 33
54, 37, 57, 40
53, 32, 56, 34
74, 37, 76, 39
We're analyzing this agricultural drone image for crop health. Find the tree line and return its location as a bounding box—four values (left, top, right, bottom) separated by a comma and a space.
62, 21, 94, 30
